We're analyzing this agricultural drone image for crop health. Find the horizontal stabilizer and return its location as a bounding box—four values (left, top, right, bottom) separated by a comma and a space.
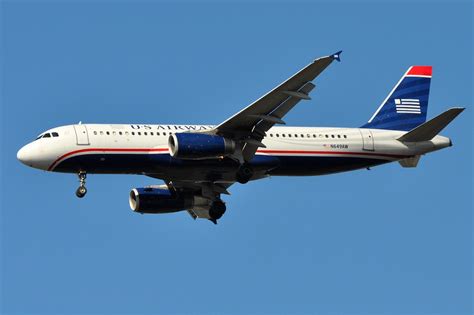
397, 107, 464, 142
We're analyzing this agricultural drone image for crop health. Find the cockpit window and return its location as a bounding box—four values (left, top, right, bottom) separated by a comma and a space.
35, 132, 57, 140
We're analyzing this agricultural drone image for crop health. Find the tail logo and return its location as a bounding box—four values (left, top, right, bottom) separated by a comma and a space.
395, 98, 421, 114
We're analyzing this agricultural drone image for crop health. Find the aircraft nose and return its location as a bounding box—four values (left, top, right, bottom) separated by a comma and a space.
17, 143, 34, 166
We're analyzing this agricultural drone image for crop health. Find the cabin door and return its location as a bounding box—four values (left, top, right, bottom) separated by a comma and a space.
73, 124, 90, 145
359, 129, 374, 151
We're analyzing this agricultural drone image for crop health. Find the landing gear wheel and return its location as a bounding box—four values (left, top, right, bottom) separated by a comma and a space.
236, 164, 253, 184
76, 186, 87, 198
76, 171, 87, 198
209, 200, 226, 224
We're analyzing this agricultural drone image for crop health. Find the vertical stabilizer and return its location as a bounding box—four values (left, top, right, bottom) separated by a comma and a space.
362, 66, 432, 131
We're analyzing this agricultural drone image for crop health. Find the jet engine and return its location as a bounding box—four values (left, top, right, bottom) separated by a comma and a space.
129, 186, 211, 214
130, 187, 192, 213
129, 186, 227, 223
168, 133, 235, 159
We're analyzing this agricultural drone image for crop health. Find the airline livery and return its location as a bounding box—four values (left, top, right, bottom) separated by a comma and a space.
17, 52, 464, 224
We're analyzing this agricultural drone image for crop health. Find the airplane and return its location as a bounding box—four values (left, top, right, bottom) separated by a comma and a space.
17, 51, 464, 224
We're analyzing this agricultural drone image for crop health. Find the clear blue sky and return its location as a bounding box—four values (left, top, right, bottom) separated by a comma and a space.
1, 1, 472, 314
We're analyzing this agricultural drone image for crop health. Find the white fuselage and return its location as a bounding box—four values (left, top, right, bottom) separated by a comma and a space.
17, 124, 451, 181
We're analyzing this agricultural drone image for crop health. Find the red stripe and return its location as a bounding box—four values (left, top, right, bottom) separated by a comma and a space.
48, 147, 169, 171
407, 65, 432, 76
256, 149, 408, 159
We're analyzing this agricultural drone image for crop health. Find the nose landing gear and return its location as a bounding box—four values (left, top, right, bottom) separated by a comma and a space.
75, 172, 87, 198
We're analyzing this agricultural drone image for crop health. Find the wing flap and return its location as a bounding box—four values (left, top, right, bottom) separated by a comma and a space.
187, 209, 211, 219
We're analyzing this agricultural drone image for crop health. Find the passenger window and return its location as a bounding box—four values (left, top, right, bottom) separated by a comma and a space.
138, 132, 141, 135
125, 131, 129, 136
282, 134, 286, 137
93, 131, 97, 135
119, 131, 123, 135
276, 134, 279, 137
43, 133, 51, 138
288, 134, 292, 137
157, 132, 160, 136
295, 134, 298, 138
52, 132, 59, 137
337, 135, 341, 138
150, 132, 154, 136
144, 132, 147, 136
112, 131, 116, 136
313, 134, 316, 138
331, 135, 335, 138
344, 135, 347, 138
106, 131, 110, 135
325, 135, 329, 138
100, 131, 104, 135
131, 132, 135, 135
270, 134, 273, 137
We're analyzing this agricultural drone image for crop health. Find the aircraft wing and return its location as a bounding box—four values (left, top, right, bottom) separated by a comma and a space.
214, 51, 342, 161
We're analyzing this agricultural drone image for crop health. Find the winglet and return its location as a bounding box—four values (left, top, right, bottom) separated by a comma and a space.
332, 50, 342, 62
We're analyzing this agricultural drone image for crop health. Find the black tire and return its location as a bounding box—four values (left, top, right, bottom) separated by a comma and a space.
76, 186, 87, 198
236, 164, 253, 184
209, 200, 226, 220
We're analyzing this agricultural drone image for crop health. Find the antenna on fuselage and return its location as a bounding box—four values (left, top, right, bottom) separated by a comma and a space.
78, 121, 82, 125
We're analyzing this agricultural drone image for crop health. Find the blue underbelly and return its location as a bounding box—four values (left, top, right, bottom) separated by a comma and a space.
269, 155, 388, 175
53, 153, 390, 177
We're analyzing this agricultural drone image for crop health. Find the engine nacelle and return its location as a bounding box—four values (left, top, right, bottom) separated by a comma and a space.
129, 187, 212, 214
168, 133, 235, 159
129, 187, 192, 214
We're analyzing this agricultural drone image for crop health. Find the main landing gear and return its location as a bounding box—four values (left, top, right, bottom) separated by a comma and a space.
236, 163, 253, 184
209, 200, 226, 225
75, 171, 87, 198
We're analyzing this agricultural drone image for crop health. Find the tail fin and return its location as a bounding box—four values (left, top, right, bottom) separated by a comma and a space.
362, 66, 432, 131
